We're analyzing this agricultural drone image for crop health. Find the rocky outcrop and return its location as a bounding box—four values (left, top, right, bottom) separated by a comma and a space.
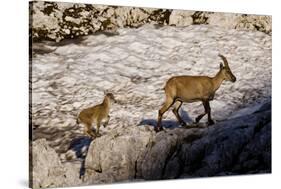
170, 11, 272, 34
30, 1, 271, 42
83, 126, 154, 184
30, 1, 171, 42
31, 102, 271, 187
30, 139, 82, 188
141, 107, 271, 179
83, 102, 271, 184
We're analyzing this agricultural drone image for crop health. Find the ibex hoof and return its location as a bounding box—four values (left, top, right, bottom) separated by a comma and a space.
208, 120, 215, 125
195, 117, 200, 123
180, 122, 187, 127
95, 133, 102, 137
154, 126, 163, 133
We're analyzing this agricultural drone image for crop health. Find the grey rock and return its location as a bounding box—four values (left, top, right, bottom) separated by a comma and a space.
141, 109, 271, 179
30, 1, 271, 42
31, 104, 271, 186
169, 10, 193, 26
30, 1, 171, 42
83, 104, 271, 183
84, 126, 154, 183
31, 139, 82, 188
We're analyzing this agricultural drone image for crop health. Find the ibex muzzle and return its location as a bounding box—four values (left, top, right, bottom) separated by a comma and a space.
155, 54, 236, 132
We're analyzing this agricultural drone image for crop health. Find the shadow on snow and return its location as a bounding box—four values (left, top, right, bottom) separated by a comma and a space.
138, 109, 194, 129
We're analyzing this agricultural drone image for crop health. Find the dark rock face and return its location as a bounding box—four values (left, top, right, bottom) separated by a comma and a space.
140, 110, 271, 180
30, 1, 272, 42
83, 103, 271, 184
191, 11, 211, 25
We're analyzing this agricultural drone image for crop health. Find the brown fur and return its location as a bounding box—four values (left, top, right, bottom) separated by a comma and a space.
77, 93, 116, 137
156, 54, 236, 132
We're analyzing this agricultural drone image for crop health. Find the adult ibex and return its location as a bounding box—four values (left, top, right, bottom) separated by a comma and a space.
77, 93, 116, 137
155, 54, 236, 132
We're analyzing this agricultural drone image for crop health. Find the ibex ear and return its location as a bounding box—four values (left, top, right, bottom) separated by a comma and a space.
220, 63, 224, 69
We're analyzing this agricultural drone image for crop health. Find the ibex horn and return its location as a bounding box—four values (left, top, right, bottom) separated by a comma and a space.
218, 54, 229, 68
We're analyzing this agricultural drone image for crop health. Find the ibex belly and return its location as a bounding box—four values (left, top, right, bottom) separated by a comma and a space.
176, 86, 214, 102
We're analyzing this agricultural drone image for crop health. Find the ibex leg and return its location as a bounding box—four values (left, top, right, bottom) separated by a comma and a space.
172, 100, 186, 126
103, 115, 110, 128
195, 101, 208, 123
84, 123, 95, 138
156, 97, 174, 132
95, 122, 102, 137
205, 101, 214, 125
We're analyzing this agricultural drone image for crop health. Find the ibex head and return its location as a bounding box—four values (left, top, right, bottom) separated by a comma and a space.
218, 54, 236, 83
105, 92, 117, 103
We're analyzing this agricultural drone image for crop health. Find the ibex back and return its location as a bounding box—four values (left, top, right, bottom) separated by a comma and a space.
77, 93, 116, 137
155, 54, 236, 132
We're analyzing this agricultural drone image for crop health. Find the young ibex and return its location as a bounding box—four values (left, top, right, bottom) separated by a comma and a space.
77, 93, 116, 137
155, 54, 236, 132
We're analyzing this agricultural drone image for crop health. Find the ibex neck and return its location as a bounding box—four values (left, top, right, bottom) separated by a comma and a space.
102, 97, 111, 108
212, 70, 224, 92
